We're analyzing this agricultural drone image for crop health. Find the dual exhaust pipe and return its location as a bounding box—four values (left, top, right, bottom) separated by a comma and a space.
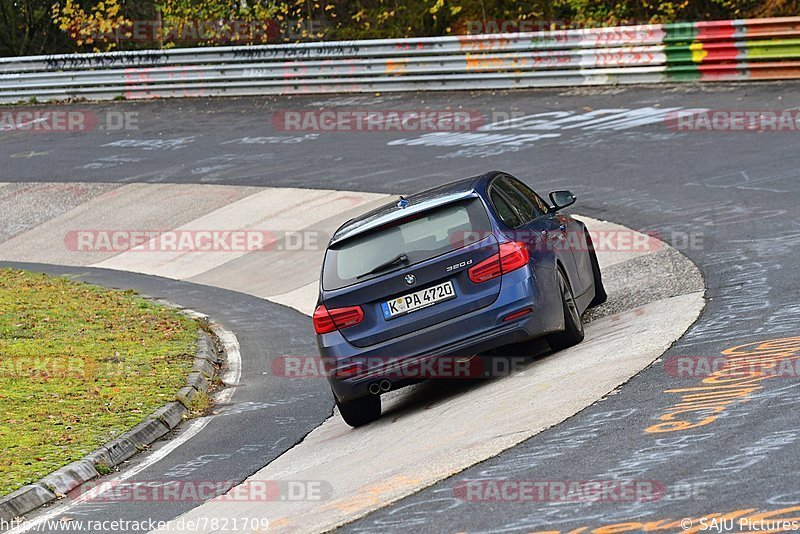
368, 380, 392, 395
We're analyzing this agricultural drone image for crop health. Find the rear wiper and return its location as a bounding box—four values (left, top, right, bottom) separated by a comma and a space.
357, 253, 409, 279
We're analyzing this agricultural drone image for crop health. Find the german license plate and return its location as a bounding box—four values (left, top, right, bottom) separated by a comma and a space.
381, 281, 456, 320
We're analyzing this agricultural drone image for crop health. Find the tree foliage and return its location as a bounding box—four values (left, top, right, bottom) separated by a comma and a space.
0, 0, 797, 57
0, 0, 66, 56
52, 0, 133, 51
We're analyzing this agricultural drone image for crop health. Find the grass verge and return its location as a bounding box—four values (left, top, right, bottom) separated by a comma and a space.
0, 268, 197, 496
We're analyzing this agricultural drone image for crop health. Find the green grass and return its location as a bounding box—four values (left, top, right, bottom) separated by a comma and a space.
0, 268, 197, 496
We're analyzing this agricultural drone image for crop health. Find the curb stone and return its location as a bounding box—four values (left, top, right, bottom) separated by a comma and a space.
39, 459, 99, 497
151, 402, 188, 429
195, 331, 224, 365
0, 304, 228, 522
192, 358, 216, 379
185, 371, 210, 393
98, 435, 140, 466
123, 417, 171, 450
176, 386, 199, 408
0, 485, 56, 522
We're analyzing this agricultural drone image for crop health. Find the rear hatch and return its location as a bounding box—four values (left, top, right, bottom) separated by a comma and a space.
321, 197, 501, 348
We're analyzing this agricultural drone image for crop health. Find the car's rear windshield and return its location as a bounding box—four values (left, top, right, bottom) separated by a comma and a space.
323, 198, 491, 290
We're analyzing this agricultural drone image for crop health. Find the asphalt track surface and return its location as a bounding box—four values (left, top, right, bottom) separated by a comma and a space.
2, 81, 800, 532
0, 263, 333, 533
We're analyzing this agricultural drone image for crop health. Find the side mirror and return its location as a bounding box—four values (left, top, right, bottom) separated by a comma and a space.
549, 190, 576, 212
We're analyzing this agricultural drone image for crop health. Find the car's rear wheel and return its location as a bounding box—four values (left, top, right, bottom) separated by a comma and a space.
587, 233, 607, 307
547, 269, 585, 352
336, 393, 381, 427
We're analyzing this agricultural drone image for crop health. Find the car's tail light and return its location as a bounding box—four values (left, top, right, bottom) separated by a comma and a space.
468, 254, 501, 283
468, 241, 529, 284
313, 304, 364, 334
498, 241, 530, 272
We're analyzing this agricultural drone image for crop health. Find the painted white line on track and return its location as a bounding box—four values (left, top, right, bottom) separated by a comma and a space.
150, 292, 705, 534
210, 320, 242, 400
0, 184, 704, 533
7, 420, 210, 534
148, 218, 705, 534
6, 318, 242, 534
0, 117, 48, 132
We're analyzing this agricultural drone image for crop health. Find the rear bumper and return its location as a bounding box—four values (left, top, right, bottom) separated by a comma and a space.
318, 265, 563, 402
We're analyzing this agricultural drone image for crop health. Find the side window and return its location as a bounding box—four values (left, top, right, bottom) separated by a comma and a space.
489, 188, 523, 228
494, 177, 535, 226
510, 178, 549, 217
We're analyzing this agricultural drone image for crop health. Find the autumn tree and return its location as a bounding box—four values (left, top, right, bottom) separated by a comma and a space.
0, 0, 796, 57
51, 0, 134, 52
0, 0, 69, 56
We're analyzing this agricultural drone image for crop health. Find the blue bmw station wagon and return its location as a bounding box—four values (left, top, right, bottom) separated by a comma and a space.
314, 171, 606, 426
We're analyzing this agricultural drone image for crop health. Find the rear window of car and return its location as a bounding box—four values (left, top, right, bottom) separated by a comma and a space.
323, 198, 492, 290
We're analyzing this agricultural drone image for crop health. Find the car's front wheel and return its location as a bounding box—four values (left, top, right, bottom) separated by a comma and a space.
546, 269, 585, 352
336, 393, 381, 427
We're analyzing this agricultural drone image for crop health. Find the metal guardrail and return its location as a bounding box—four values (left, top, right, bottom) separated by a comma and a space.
1, 17, 799, 103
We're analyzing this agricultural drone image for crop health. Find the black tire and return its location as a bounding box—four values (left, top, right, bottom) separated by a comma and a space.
547, 269, 585, 352
336, 394, 381, 427
587, 234, 607, 307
